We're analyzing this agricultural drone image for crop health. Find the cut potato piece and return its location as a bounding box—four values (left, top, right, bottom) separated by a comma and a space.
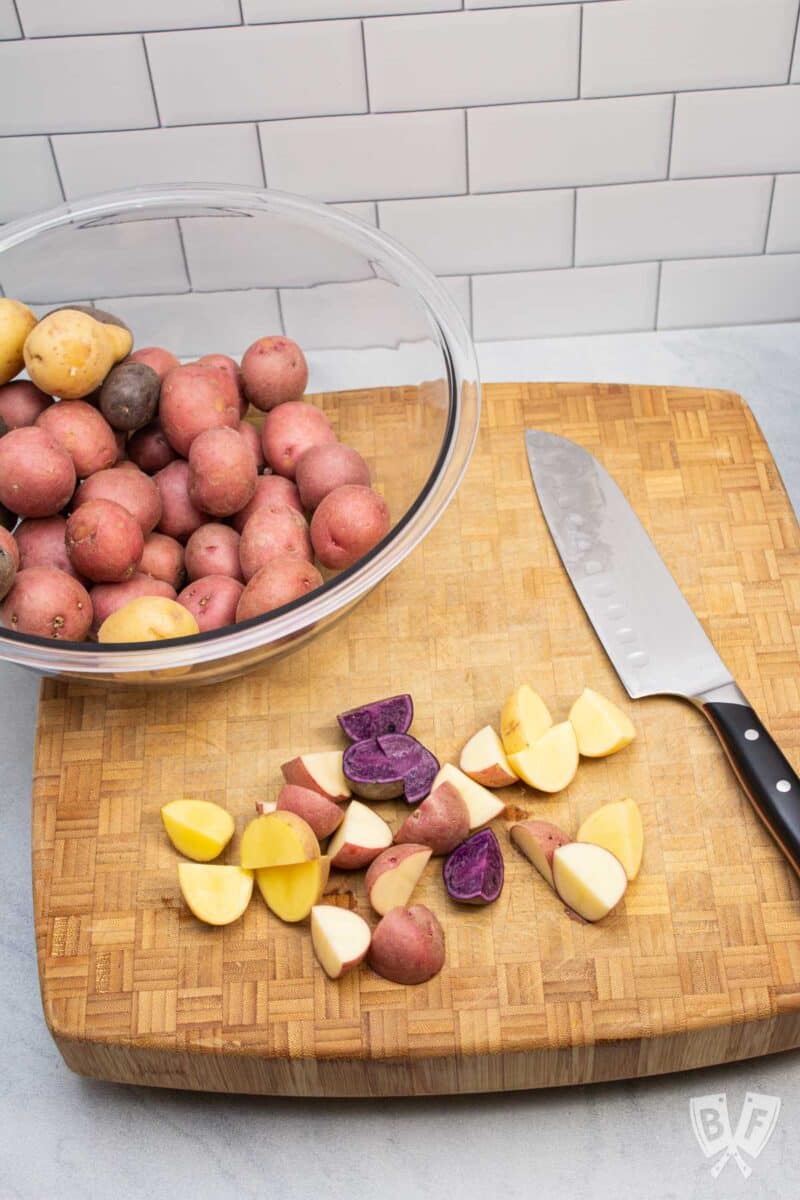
459, 725, 517, 788
568, 687, 635, 758
552, 842, 627, 922
256, 856, 330, 923
240, 811, 319, 870
510, 818, 570, 888
365, 843, 432, 915
500, 684, 553, 756
577, 798, 643, 880
311, 905, 372, 979
508, 721, 578, 794
327, 799, 392, 870
161, 799, 234, 862
281, 750, 351, 800
178, 863, 254, 926
432, 763, 505, 830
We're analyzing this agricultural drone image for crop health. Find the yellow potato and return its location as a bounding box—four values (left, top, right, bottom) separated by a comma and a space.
97, 595, 199, 643
508, 721, 579, 793
569, 687, 636, 757
23, 309, 115, 399
0, 298, 37, 385
256, 856, 330, 923
103, 323, 133, 362
161, 799, 234, 862
500, 684, 553, 756
577, 798, 643, 880
240, 811, 319, 870
178, 863, 253, 926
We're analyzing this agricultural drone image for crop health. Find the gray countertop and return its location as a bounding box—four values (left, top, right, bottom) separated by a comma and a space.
1, 323, 799, 1200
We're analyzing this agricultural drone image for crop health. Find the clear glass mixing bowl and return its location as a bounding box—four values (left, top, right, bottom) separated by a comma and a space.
0, 185, 480, 685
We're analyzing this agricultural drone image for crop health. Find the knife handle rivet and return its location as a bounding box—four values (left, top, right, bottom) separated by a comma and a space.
777, 780, 792, 793
744, 729, 760, 741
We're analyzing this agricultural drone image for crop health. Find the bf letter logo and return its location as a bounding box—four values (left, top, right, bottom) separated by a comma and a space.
690, 1092, 780, 1178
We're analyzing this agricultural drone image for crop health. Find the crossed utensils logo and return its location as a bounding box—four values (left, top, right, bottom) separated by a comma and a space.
690, 1092, 781, 1178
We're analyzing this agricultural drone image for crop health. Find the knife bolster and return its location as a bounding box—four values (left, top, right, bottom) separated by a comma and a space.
691, 682, 749, 708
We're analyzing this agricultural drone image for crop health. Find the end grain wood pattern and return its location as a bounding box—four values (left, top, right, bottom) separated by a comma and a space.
32, 383, 800, 1096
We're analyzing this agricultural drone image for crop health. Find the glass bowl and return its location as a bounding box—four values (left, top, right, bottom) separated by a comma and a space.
0, 185, 480, 686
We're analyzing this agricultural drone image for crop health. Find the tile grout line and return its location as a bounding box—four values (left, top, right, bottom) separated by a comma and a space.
46, 136, 67, 202
463, 109, 470, 194
175, 220, 193, 291
666, 93, 677, 177
467, 273, 474, 336
653, 260, 662, 329
360, 20, 371, 114
789, 0, 800, 83
762, 175, 777, 253
274, 288, 287, 336
254, 124, 268, 188
577, 3, 583, 99
9, 0, 23, 38
571, 188, 577, 266
140, 35, 162, 128
237, 0, 245, 26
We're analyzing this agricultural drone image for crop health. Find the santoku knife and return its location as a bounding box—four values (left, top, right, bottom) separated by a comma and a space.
526, 430, 800, 876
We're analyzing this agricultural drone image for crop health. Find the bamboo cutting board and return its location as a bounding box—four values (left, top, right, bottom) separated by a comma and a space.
31, 382, 800, 1096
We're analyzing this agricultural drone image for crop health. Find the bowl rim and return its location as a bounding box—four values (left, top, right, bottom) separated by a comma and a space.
0, 183, 480, 673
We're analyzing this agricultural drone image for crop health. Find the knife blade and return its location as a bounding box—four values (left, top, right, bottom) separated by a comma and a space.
526, 429, 800, 876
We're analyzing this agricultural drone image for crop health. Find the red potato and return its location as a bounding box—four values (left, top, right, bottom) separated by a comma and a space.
187, 426, 257, 518
73, 465, 162, 535
15, 515, 82, 579
295, 442, 370, 511
128, 346, 179, 381
393, 782, 470, 856
177, 574, 243, 633
36, 400, 118, 479
154, 460, 205, 542
509, 819, 570, 889
367, 904, 445, 985
364, 844, 432, 917
267, 784, 344, 841
139, 532, 185, 589
236, 555, 323, 622
0, 380, 52, 428
197, 354, 243, 402
238, 504, 312, 582
89, 573, 176, 637
184, 523, 242, 582
327, 800, 393, 870
159, 362, 240, 457
127, 420, 177, 475
239, 420, 265, 470
0, 427, 76, 518
240, 336, 308, 412
231, 473, 303, 533
65, 498, 144, 583
1, 566, 92, 640
260, 401, 336, 479
310, 484, 391, 571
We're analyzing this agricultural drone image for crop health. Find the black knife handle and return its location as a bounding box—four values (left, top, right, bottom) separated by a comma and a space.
699, 687, 800, 876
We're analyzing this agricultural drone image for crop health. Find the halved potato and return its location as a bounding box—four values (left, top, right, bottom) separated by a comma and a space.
178, 863, 253, 926
161, 799, 234, 862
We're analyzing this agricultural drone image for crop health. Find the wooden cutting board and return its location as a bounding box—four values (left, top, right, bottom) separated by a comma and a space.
31, 382, 800, 1096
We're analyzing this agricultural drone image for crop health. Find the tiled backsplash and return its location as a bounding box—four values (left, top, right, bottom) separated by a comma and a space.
1, 0, 799, 342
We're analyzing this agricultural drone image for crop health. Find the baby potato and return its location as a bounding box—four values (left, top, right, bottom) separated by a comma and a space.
127, 419, 176, 475
89, 573, 177, 637
15, 515, 82, 579
154, 460, 205, 542
184, 523, 242, 582
239, 505, 312, 582
295, 442, 370, 511
196, 354, 246, 414
66, 498, 144, 583
99, 361, 160, 432
36, 399, 118, 478
24, 309, 115, 400
0, 528, 19, 601
367, 904, 445, 985
139, 532, 185, 590
1, 565, 92, 641
187, 426, 257, 518
73, 465, 162, 534
159, 362, 240, 457
310, 484, 391, 570
0, 527, 19, 570
128, 346, 180, 380
98, 595, 199, 643
0, 380, 52, 428
236, 555, 323, 622
47, 304, 132, 362
239, 420, 265, 470
261, 401, 336, 479
240, 336, 308, 412
231, 473, 303, 533
0, 427, 76, 518
177, 574, 244, 632
0, 298, 38, 385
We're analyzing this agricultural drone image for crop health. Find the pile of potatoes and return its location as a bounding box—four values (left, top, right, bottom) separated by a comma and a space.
0, 297, 391, 644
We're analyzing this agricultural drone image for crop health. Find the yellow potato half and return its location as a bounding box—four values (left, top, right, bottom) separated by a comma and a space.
161, 799, 235, 862
178, 863, 253, 926
240, 811, 319, 870
256, 857, 330, 923
577, 798, 643, 880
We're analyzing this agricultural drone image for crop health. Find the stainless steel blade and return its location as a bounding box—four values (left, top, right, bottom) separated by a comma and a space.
525, 430, 733, 701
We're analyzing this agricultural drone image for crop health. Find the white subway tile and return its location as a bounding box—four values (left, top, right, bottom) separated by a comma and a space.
469, 95, 671, 193
259, 110, 465, 202
102, 289, 282, 359
16, 0, 240, 36
467, 0, 599, 6
0, 137, 62, 221
53, 126, 264, 200
439, 275, 471, 331
0, 36, 157, 135
331, 201, 378, 225
146, 23, 366, 126
0, 0, 20, 38
672, 86, 800, 178
767, 175, 800, 253
576, 177, 772, 266
378, 191, 573, 275
280, 278, 437, 349
659, 253, 800, 328
0, 220, 188, 304
244, 1, 459, 20
472, 262, 658, 340
582, 0, 797, 98
365, 7, 579, 112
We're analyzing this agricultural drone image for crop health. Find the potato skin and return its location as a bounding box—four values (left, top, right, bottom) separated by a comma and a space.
231, 473, 303, 533
0, 528, 18, 601
0, 527, 20, 571
159, 362, 240, 457
393, 782, 470, 855
310, 484, 391, 571
0, 380, 52, 428
0, 298, 38, 385
367, 905, 445, 985
0, 427, 76, 518
236, 555, 323, 621
66, 498, 144, 583
240, 336, 308, 412
1, 566, 92, 641
239, 420, 265, 470
14, 515, 82, 579
177, 574, 243, 632
239, 504, 312, 582
98, 595, 198, 643
184, 523, 242, 582
24, 310, 115, 400
36, 400, 118, 479
73, 465, 162, 534
261, 401, 336, 479
89, 572, 176, 637
47, 303, 130, 333
99, 361, 160, 432
128, 346, 180, 380
296, 442, 370, 511
127, 419, 176, 475
196, 354, 245, 413
139, 532, 185, 590
154, 460, 205, 542
187, 426, 257, 518
274, 784, 344, 840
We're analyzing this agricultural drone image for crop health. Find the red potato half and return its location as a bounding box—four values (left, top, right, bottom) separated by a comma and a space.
187, 426, 257, 518
184, 523, 242, 582
260, 400, 336, 479
159, 362, 240, 457
14, 516, 81, 579
510, 819, 571, 889
127, 420, 177, 475
311, 905, 371, 980
310, 484, 391, 571
1, 566, 92, 640
394, 782, 470, 856
267, 784, 344, 841
65, 498, 144, 583
327, 800, 392, 870
235, 555, 322, 621
0, 427, 76, 518
281, 750, 351, 801
89, 573, 176, 638
364, 844, 433, 916
367, 904, 445, 986
154, 460, 205, 542
295, 442, 370, 511
231, 473, 303, 532
459, 725, 518, 788
238, 504, 312, 582
240, 335, 308, 412
139, 532, 185, 590
73, 465, 162, 535
177, 575, 243, 633
36, 400, 118, 478
0, 380, 52, 428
